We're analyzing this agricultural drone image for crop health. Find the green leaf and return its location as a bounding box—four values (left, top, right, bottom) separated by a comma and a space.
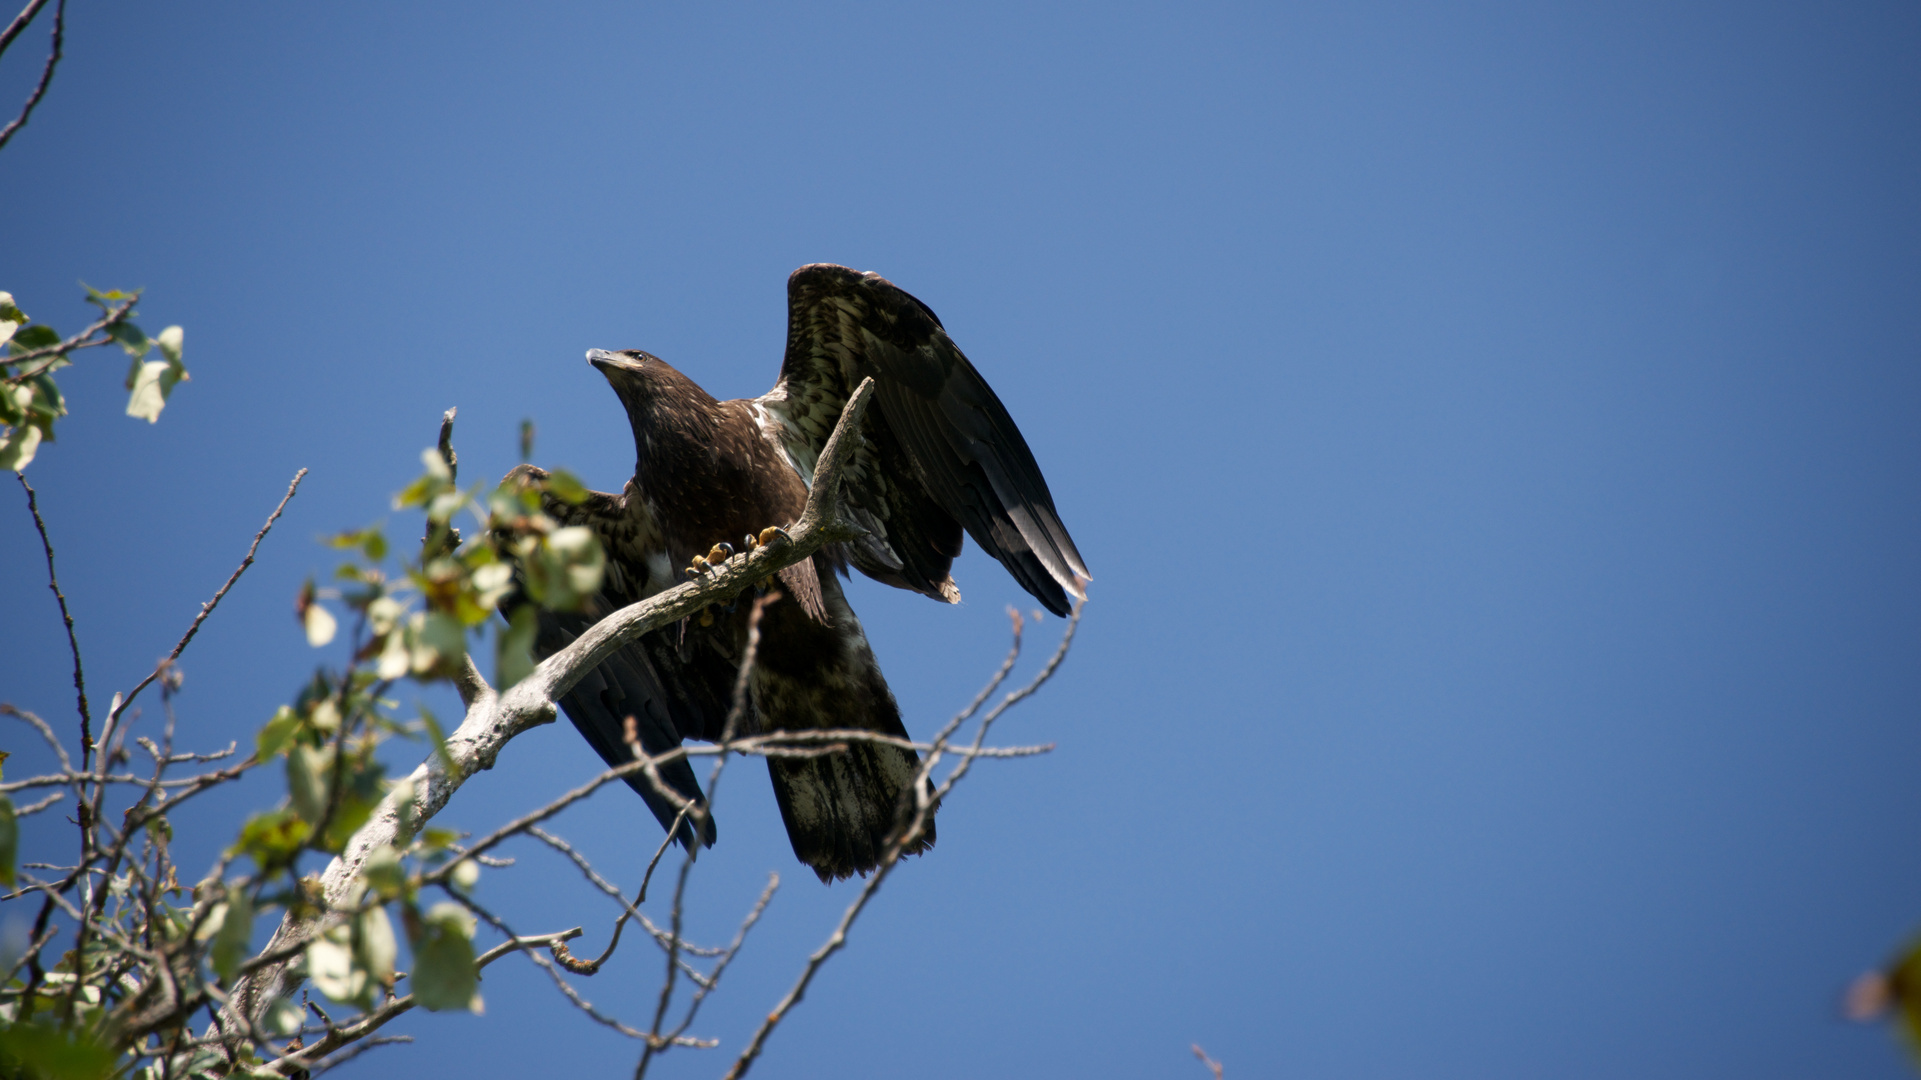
303, 599, 338, 648
306, 925, 366, 1004
409, 902, 480, 1013
392, 474, 437, 510
544, 468, 590, 504
8, 324, 58, 352
524, 526, 604, 611
414, 612, 467, 677
107, 320, 150, 358
0, 292, 27, 325
449, 859, 479, 891
319, 752, 386, 852
154, 325, 183, 364
416, 705, 456, 776
358, 904, 398, 987
0, 423, 42, 473
416, 827, 457, 854
125, 360, 171, 422
231, 809, 311, 872
495, 604, 538, 690
0, 796, 15, 888
286, 745, 333, 825
518, 418, 535, 462
328, 526, 387, 562
360, 845, 407, 900
26, 373, 65, 422
0, 1022, 116, 1080
261, 995, 305, 1037
256, 705, 302, 760
467, 561, 513, 622
210, 888, 254, 982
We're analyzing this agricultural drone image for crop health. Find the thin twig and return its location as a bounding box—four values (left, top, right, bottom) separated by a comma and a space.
1192, 1044, 1225, 1079
17, 473, 91, 774
637, 595, 771, 1078
526, 824, 721, 960
309, 1035, 413, 1076
459, 894, 653, 1041
12, 789, 63, 815
1, 291, 138, 382
0, 0, 52, 56
2, 704, 72, 770
721, 602, 1080, 1080
0, 0, 61, 152
111, 469, 305, 727
662, 873, 777, 1049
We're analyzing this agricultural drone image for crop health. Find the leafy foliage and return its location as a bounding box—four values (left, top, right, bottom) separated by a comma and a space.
0, 287, 187, 471
1, 435, 604, 1077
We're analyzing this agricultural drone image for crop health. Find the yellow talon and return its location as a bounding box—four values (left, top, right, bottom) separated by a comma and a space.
707, 542, 734, 564
758, 526, 791, 548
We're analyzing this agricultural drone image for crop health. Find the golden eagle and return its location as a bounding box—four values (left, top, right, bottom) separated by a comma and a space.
507, 265, 1088, 881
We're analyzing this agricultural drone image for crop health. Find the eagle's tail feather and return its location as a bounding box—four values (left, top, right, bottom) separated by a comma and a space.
767, 741, 934, 883
753, 572, 935, 882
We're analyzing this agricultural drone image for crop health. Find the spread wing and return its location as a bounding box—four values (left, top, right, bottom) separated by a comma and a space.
763, 263, 1090, 615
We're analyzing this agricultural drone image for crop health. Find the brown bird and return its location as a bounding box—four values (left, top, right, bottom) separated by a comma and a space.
506, 264, 1089, 882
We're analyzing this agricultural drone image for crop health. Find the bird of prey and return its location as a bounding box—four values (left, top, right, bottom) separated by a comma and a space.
506, 264, 1088, 882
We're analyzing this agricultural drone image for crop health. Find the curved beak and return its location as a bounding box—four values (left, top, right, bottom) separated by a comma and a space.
586, 348, 640, 374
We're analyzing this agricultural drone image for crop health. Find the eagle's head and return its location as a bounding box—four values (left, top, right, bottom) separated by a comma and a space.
586, 348, 659, 394
586, 348, 711, 409
587, 348, 720, 461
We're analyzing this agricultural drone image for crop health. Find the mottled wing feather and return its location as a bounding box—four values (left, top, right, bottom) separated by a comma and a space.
776, 264, 1089, 615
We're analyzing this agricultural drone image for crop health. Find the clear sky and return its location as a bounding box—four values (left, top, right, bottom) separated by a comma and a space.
5, 2, 1920, 1077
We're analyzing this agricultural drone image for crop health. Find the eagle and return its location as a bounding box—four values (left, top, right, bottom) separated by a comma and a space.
505, 264, 1089, 882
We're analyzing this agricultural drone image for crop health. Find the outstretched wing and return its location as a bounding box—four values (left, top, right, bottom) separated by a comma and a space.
764, 264, 1090, 615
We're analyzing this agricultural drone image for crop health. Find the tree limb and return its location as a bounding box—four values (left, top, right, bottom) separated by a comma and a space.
0, 0, 60, 153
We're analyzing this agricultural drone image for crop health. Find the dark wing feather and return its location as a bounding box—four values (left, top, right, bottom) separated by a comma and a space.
535, 603, 717, 848
774, 264, 1089, 615
499, 468, 739, 848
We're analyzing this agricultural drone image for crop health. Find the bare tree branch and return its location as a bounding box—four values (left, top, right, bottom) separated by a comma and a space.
110, 469, 306, 728
1, 291, 139, 382
721, 601, 1081, 1080
0, 0, 52, 56
16, 472, 91, 775
0, 0, 61, 153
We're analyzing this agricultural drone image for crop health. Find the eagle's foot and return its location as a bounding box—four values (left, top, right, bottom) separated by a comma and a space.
705, 542, 735, 565
756, 525, 793, 549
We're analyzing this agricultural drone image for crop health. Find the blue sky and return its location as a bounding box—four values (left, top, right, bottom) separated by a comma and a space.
5, 2, 1920, 1076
